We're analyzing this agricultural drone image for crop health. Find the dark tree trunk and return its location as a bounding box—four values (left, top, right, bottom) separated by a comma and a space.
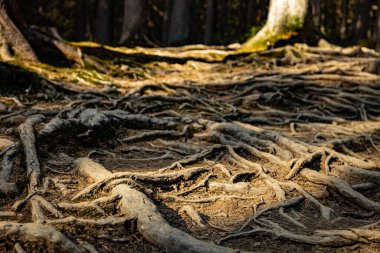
0, 0, 38, 61
204, 0, 216, 45
340, 0, 348, 41
94, 0, 112, 44
376, 0, 380, 47
354, 0, 371, 41
311, 0, 321, 28
167, 0, 190, 46
119, 0, 145, 44
162, 0, 172, 45
246, 0, 255, 29
0, 0, 86, 66
75, 0, 89, 41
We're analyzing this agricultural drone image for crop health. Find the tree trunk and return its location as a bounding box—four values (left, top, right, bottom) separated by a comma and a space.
354, 0, 371, 41
0, 0, 38, 61
311, 0, 321, 28
340, 0, 348, 41
94, 0, 112, 44
167, 0, 190, 46
241, 0, 308, 52
162, 0, 172, 45
204, 0, 216, 45
119, 0, 145, 44
246, 0, 255, 30
75, 0, 89, 41
376, 0, 380, 48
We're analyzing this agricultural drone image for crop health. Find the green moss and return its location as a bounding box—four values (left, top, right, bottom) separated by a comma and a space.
283, 16, 304, 33
240, 15, 304, 53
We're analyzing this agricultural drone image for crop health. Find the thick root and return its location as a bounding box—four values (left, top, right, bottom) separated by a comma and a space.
75, 157, 241, 253
0, 222, 81, 252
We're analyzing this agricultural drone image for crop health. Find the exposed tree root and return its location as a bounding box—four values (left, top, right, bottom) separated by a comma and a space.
0, 144, 19, 195
300, 169, 380, 213
18, 115, 45, 192
75, 157, 240, 253
0, 222, 81, 252
1, 43, 380, 252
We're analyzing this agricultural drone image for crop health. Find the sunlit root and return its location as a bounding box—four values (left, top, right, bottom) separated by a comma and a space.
301, 169, 380, 213
48, 216, 127, 226
209, 181, 250, 193
220, 219, 352, 246
73, 158, 209, 200
180, 205, 206, 228
0, 222, 81, 253
76, 157, 240, 253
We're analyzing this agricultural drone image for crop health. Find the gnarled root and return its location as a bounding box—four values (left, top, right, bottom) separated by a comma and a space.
301, 169, 380, 213
0, 222, 81, 253
74, 157, 240, 253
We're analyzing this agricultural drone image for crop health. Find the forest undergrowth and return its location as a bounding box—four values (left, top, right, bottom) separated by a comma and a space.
0, 41, 380, 253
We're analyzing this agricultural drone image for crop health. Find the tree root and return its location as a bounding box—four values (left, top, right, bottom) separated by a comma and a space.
0, 144, 19, 195
73, 159, 209, 200
180, 205, 206, 228
0, 222, 81, 253
219, 219, 352, 247
18, 115, 45, 192
75, 157, 241, 253
301, 169, 380, 213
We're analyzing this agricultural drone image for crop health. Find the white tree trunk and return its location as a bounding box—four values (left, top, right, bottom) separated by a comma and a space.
242, 0, 308, 51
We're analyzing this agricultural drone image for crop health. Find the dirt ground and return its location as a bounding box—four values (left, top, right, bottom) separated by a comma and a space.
0, 42, 380, 253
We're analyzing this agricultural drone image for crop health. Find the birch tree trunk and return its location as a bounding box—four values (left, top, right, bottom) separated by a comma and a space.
241, 0, 308, 52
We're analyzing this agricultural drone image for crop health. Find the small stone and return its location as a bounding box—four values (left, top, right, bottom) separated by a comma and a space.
0, 137, 14, 151
0, 103, 6, 111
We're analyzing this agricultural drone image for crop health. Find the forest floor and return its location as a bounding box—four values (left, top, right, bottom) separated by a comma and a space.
0, 41, 380, 253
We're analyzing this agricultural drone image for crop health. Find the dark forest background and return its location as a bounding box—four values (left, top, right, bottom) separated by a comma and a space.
17, 0, 380, 48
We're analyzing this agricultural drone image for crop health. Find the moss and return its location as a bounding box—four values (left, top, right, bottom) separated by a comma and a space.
240, 30, 298, 53
283, 15, 304, 33
240, 14, 304, 53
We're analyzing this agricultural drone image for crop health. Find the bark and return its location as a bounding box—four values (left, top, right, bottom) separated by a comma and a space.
340, 0, 348, 40
94, 0, 112, 44
119, 0, 145, 44
0, 0, 37, 61
167, 0, 190, 46
204, 0, 216, 45
246, 0, 256, 29
354, 0, 371, 41
75, 0, 89, 41
241, 0, 308, 52
376, 0, 380, 47
162, 0, 172, 44
311, 0, 321, 28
